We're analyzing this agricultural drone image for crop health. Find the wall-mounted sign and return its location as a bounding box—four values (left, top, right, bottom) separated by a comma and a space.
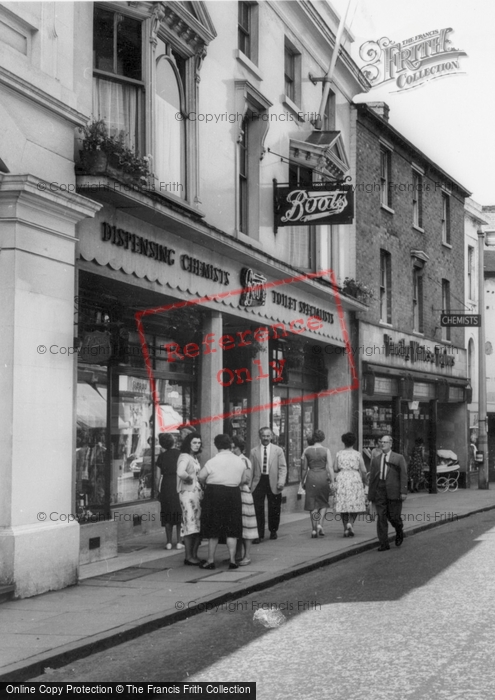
240, 267, 267, 307
101, 222, 175, 265
384, 334, 455, 368
274, 181, 354, 231
180, 254, 230, 285
440, 314, 481, 327
272, 291, 334, 324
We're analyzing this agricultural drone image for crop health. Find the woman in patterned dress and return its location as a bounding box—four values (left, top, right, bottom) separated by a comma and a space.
334, 432, 368, 537
301, 430, 335, 538
176, 432, 204, 566
232, 436, 257, 566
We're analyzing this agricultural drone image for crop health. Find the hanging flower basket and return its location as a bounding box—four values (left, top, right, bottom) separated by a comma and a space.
80, 150, 108, 176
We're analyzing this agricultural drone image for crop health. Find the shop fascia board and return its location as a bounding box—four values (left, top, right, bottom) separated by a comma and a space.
363, 362, 469, 387
76, 174, 365, 313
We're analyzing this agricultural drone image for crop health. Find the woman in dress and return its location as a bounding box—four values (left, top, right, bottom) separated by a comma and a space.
156, 433, 183, 550
301, 429, 335, 538
408, 437, 425, 492
176, 432, 203, 566
197, 434, 248, 570
334, 432, 368, 537
232, 436, 257, 566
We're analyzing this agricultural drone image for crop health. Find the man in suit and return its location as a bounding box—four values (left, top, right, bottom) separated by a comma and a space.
250, 427, 287, 542
368, 435, 407, 551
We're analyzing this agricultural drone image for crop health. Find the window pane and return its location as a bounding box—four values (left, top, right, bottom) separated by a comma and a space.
94, 8, 114, 72
155, 57, 186, 197
116, 14, 142, 80
93, 77, 141, 151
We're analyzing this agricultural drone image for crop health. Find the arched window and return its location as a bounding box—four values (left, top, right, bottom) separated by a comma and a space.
155, 50, 186, 198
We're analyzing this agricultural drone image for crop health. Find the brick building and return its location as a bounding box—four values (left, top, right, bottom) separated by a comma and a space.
352, 102, 471, 477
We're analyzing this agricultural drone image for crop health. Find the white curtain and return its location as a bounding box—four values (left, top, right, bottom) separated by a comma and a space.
155, 57, 185, 197
93, 77, 138, 151
287, 225, 311, 269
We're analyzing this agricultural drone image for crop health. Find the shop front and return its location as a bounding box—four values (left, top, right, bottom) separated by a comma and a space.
359, 323, 470, 485
75, 206, 357, 563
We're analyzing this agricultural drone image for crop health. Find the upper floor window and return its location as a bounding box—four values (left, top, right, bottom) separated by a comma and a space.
442, 279, 451, 341
468, 245, 475, 300
93, 7, 144, 153
380, 249, 392, 324
238, 2, 252, 59
286, 164, 315, 271
284, 38, 301, 106
412, 268, 424, 333
380, 146, 392, 210
238, 114, 250, 234
155, 41, 186, 198
442, 192, 451, 245
412, 169, 423, 229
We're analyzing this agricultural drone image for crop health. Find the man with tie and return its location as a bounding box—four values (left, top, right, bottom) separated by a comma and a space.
250, 427, 287, 543
368, 435, 407, 551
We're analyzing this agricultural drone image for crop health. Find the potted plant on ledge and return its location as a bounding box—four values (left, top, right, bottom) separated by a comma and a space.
78, 118, 152, 186
341, 277, 374, 305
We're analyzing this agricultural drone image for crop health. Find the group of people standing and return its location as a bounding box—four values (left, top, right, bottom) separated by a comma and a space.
157, 426, 409, 564
156, 427, 287, 570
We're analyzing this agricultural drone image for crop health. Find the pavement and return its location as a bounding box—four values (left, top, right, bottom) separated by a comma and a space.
1, 488, 495, 682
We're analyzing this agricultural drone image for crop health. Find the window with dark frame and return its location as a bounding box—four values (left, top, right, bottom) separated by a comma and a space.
442, 279, 451, 341
380, 146, 392, 209
412, 169, 423, 229
468, 245, 475, 300
239, 115, 249, 234
287, 164, 315, 270
284, 43, 296, 102
442, 192, 451, 244
93, 7, 144, 153
380, 249, 392, 324
238, 1, 251, 59
413, 267, 424, 333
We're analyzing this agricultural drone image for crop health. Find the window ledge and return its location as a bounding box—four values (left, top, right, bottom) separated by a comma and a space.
235, 50, 262, 81
381, 204, 395, 215
379, 321, 393, 328
411, 331, 425, 337
282, 95, 304, 121
413, 224, 425, 233
442, 241, 453, 249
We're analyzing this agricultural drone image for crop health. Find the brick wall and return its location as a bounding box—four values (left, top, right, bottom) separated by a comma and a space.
354, 105, 466, 350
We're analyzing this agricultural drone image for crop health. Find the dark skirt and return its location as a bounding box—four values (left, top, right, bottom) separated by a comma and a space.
201, 484, 242, 539
159, 475, 182, 527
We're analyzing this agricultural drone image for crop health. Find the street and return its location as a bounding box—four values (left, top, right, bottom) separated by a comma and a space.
31, 510, 495, 698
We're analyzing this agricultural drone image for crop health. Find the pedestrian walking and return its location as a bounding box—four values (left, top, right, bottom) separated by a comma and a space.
301, 430, 334, 538
250, 427, 287, 543
198, 434, 248, 570
156, 433, 183, 550
231, 436, 257, 566
334, 432, 368, 537
368, 435, 407, 551
176, 432, 203, 566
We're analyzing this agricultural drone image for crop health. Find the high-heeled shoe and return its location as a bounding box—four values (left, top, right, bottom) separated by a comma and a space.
317, 525, 325, 536
347, 524, 355, 537
311, 530, 318, 538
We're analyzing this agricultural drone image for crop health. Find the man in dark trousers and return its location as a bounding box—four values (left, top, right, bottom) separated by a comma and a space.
250, 427, 287, 542
368, 435, 407, 551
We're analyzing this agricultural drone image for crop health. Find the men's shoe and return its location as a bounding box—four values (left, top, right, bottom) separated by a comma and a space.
270, 532, 278, 540
228, 562, 239, 570
395, 529, 404, 547
377, 545, 390, 551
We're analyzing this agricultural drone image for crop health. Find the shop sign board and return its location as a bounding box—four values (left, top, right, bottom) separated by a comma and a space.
274, 182, 354, 229
440, 314, 481, 327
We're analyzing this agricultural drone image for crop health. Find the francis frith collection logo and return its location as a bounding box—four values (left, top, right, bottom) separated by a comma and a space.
359, 28, 467, 92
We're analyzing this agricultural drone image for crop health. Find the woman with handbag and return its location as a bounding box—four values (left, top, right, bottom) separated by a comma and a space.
301, 430, 334, 538
176, 432, 204, 566
334, 432, 368, 537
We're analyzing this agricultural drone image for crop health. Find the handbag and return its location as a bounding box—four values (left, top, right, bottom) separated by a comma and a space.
297, 481, 306, 496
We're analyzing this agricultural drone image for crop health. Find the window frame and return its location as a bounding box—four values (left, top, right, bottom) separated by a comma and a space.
283, 37, 301, 109
442, 191, 451, 246
380, 249, 392, 324
467, 245, 475, 301
237, 1, 258, 66
380, 145, 393, 211
412, 167, 424, 230
442, 279, 451, 341
412, 267, 424, 333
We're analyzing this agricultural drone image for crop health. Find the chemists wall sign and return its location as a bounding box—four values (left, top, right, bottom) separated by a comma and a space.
273, 181, 354, 231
